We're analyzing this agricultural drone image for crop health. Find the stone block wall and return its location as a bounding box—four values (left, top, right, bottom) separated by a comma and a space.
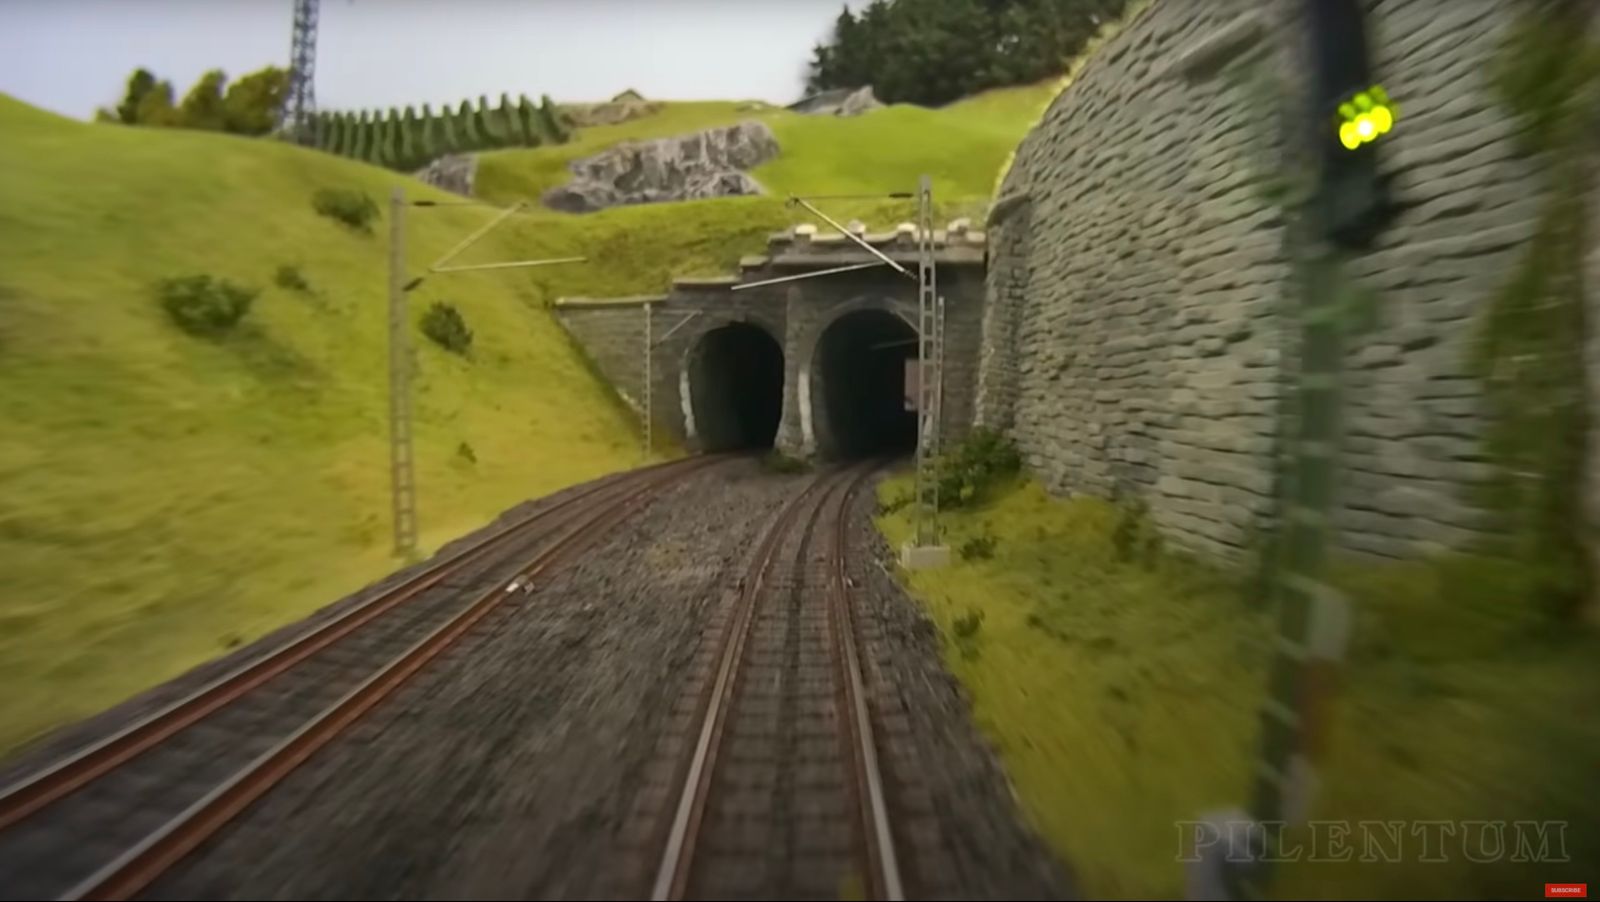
982, 0, 1575, 561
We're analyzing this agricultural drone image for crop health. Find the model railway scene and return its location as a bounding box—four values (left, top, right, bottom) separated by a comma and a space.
2, 0, 1597, 899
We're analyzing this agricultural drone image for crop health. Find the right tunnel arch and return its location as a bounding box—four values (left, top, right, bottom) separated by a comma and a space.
812, 307, 919, 459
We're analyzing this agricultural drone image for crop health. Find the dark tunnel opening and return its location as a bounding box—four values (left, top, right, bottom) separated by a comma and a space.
688, 323, 784, 451
817, 309, 918, 458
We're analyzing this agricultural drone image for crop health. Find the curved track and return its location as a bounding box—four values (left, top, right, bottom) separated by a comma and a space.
0, 455, 723, 901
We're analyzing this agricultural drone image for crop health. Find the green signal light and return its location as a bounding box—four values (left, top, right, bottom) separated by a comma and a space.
1335, 84, 1397, 151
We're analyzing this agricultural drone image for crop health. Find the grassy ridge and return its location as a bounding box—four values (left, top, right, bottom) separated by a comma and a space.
0, 96, 644, 755
475, 82, 1056, 208
469, 83, 1057, 307
875, 473, 1600, 899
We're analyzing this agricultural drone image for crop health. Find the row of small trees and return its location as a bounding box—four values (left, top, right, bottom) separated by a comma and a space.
309, 93, 570, 172
97, 66, 288, 135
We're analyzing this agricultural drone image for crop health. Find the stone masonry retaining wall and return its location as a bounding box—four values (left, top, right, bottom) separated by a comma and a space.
981, 0, 1571, 561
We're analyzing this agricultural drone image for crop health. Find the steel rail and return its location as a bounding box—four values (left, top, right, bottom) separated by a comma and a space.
65, 454, 726, 902
650, 467, 845, 900
0, 455, 711, 833
652, 461, 893, 900
827, 466, 903, 900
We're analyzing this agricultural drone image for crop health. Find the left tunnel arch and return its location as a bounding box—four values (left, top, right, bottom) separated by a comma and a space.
686, 322, 784, 451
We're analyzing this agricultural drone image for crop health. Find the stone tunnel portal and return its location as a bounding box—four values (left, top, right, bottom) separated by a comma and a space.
817, 309, 918, 458
688, 323, 784, 451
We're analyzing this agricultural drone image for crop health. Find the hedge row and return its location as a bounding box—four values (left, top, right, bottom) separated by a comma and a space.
310, 93, 570, 171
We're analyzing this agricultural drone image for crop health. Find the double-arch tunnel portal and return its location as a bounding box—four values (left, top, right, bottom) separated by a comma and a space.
686, 310, 919, 459
553, 224, 984, 462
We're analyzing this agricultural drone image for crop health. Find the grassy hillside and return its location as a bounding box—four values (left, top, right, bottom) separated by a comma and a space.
0, 95, 645, 755
0, 78, 1059, 757
465, 83, 1057, 306
476, 82, 1056, 208
876, 473, 1600, 899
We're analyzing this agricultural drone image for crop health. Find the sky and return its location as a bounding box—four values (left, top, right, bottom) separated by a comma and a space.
0, 0, 860, 120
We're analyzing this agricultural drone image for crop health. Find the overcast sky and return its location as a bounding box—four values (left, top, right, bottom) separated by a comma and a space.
0, 0, 859, 120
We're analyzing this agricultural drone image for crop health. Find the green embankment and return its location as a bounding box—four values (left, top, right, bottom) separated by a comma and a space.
875, 473, 1600, 899
0, 95, 644, 755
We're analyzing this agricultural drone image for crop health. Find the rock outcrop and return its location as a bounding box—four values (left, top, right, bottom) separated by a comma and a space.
563, 99, 664, 127
542, 120, 779, 213
787, 85, 882, 117
414, 154, 477, 197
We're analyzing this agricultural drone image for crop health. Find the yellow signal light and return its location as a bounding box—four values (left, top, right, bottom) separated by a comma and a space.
1371, 106, 1393, 134
1335, 84, 1397, 151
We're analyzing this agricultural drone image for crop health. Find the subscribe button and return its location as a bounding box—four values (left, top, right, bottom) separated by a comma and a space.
1546, 885, 1587, 899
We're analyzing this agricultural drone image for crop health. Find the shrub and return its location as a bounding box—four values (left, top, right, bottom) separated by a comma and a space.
157, 274, 256, 337
456, 441, 477, 464
311, 187, 378, 232
958, 532, 997, 561
953, 606, 985, 639
935, 427, 1022, 509
274, 263, 312, 294
420, 301, 472, 355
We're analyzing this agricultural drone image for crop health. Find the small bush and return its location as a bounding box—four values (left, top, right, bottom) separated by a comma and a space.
935, 427, 1022, 509
878, 491, 913, 516
158, 274, 257, 337
456, 441, 477, 463
274, 263, 312, 294
763, 452, 809, 474
953, 606, 985, 639
420, 301, 472, 355
958, 532, 998, 561
311, 187, 378, 232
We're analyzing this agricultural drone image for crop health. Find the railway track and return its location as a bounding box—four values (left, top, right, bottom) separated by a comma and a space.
649, 461, 901, 901
0, 454, 723, 902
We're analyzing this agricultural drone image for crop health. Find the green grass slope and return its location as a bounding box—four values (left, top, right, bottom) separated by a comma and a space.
0, 95, 644, 756
876, 473, 1600, 899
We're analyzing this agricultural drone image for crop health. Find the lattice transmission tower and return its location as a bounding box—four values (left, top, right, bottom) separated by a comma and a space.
281, 0, 320, 145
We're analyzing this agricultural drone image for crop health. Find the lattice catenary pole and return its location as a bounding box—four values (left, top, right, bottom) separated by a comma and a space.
388, 187, 418, 557
281, 0, 320, 145
644, 301, 653, 461
912, 174, 944, 548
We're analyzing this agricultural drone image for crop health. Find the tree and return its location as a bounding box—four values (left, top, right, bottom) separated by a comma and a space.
114, 68, 158, 124
178, 69, 229, 130
135, 79, 181, 126
457, 98, 483, 150
805, 0, 1129, 106
351, 111, 373, 161
436, 103, 460, 154
516, 94, 539, 146
539, 94, 568, 143
384, 109, 405, 168
474, 95, 496, 147
398, 105, 421, 168
222, 65, 288, 135
420, 103, 446, 158
496, 92, 518, 145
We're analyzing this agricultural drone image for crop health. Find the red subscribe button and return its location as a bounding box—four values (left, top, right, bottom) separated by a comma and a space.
1546, 885, 1587, 899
